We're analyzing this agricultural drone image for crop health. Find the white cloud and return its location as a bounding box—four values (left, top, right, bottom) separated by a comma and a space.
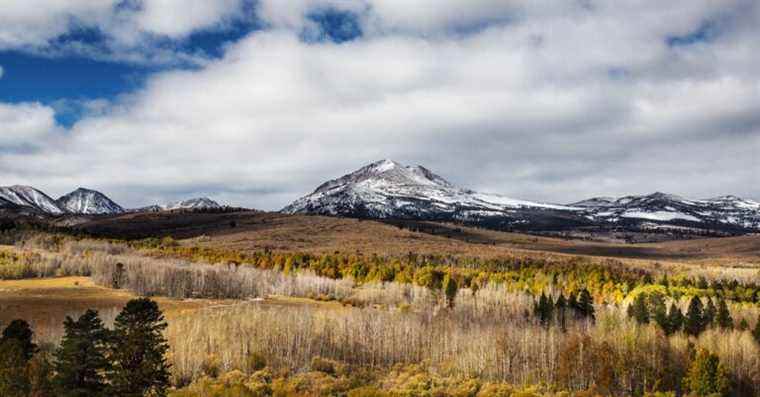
1, 1, 760, 208
0, 0, 249, 64
0, 102, 58, 147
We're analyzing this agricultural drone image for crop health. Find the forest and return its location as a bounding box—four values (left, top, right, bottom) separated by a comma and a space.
0, 228, 759, 396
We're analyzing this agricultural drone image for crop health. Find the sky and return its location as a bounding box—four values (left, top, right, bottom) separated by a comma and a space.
1, 0, 759, 210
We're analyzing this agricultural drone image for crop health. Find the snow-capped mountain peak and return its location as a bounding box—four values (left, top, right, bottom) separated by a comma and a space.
0, 185, 64, 215
56, 188, 125, 215
283, 160, 580, 225
162, 197, 221, 211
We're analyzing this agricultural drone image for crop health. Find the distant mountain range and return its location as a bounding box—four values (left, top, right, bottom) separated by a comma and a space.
283, 159, 760, 235
4, 160, 760, 236
0, 185, 223, 216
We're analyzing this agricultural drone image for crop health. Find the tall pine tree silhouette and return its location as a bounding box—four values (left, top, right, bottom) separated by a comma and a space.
53, 310, 111, 397
109, 298, 171, 397
685, 296, 705, 336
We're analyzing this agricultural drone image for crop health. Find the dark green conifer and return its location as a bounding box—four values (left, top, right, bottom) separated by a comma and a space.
703, 298, 717, 328
650, 293, 668, 330
628, 293, 650, 324
577, 289, 595, 321
666, 303, 684, 335
555, 294, 567, 332
715, 298, 733, 329
53, 310, 111, 397
685, 296, 705, 336
108, 298, 171, 397
1, 320, 37, 361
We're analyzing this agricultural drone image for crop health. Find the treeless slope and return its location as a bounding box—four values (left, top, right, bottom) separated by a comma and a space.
74, 211, 760, 264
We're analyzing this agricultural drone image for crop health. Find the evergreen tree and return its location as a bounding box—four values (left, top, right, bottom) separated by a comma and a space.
715, 298, 733, 329
442, 273, 458, 309
1, 320, 37, 361
555, 294, 567, 332
0, 340, 29, 397
703, 298, 716, 328
666, 303, 684, 335
628, 293, 650, 324
534, 293, 553, 326
578, 289, 595, 320
753, 314, 760, 345
53, 310, 111, 397
568, 293, 579, 316
737, 318, 748, 331
109, 298, 171, 397
697, 276, 709, 290
684, 349, 731, 396
650, 293, 668, 331
685, 296, 705, 336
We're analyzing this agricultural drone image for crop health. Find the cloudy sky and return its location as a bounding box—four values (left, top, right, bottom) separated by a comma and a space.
1, 0, 759, 210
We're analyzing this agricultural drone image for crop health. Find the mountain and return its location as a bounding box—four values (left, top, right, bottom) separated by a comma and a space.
56, 188, 125, 215
577, 192, 760, 231
131, 197, 223, 213
283, 160, 760, 234
162, 197, 222, 211
282, 159, 588, 230
0, 185, 64, 215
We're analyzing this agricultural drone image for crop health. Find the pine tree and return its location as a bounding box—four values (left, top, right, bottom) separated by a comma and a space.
666, 303, 684, 335
703, 298, 716, 328
650, 293, 668, 331
53, 310, 111, 397
715, 298, 733, 329
534, 293, 553, 326
568, 293, 579, 317
628, 293, 650, 324
0, 340, 29, 397
684, 349, 731, 396
685, 296, 705, 336
1, 320, 37, 361
108, 298, 171, 397
577, 289, 595, 320
442, 273, 458, 308
555, 294, 567, 332
737, 318, 748, 331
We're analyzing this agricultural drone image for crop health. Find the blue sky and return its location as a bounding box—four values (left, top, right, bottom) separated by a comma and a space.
0, 1, 758, 209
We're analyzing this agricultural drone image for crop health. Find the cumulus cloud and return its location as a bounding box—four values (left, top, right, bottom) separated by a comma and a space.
0, 0, 250, 64
1, 1, 759, 209
0, 102, 59, 148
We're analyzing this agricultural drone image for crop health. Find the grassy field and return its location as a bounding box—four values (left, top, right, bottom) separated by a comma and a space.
72, 211, 760, 266
0, 276, 239, 344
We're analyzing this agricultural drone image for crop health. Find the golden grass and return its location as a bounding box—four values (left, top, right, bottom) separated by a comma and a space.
0, 276, 237, 343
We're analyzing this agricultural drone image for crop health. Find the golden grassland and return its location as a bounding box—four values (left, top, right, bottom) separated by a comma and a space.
73, 211, 760, 268
2, 224, 759, 395
0, 276, 239, 344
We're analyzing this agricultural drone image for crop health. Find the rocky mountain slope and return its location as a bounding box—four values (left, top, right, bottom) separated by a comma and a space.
0, 185, 64, 215
133, 197, 222, 212
283, 160, 760, 234
56, 188, 125, 215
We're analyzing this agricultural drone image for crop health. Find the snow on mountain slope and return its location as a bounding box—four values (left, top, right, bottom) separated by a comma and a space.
283, 160, 760, 233
0, 185, 64, 214
129, 197, 222, 213
162, 197, 222, 211
282, 159, 581, 224
579, 192, 760, 229
57, 188, 125, 215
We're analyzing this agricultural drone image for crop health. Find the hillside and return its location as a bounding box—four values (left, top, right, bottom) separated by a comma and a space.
71, 210, 760, 264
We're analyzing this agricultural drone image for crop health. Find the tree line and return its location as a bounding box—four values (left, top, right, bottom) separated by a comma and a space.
0, 298, 170, 397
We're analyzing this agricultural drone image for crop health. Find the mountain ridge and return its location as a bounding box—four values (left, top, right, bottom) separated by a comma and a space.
283, 160, 760, 234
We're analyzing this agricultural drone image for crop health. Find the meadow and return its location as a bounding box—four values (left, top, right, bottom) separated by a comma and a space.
0, 224, 759, 396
